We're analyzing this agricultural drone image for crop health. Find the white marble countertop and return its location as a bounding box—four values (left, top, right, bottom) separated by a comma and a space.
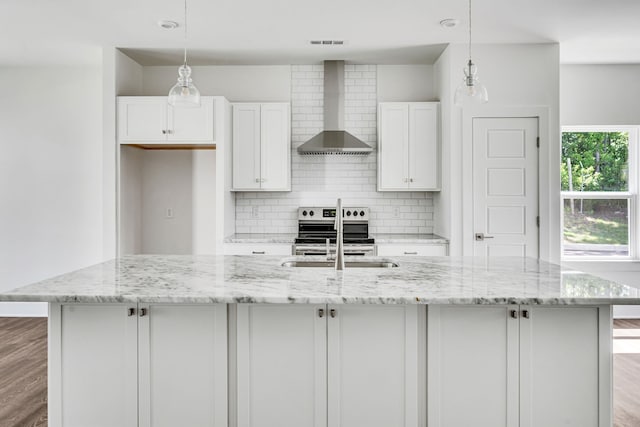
224, 234, 297, 244
1, 255, 638, 305
224, 233, 448, 244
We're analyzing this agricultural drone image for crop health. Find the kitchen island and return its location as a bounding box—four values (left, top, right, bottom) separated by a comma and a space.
2, 255, 638, 427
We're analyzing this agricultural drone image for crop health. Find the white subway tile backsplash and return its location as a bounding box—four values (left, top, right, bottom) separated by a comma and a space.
234, 64, 435, 235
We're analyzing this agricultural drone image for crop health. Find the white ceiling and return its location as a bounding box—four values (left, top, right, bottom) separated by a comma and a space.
2, 0, 640, 66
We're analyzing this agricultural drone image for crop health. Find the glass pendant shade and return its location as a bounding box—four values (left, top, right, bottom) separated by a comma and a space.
454, 60, 488, 106
168, 64, 201, 107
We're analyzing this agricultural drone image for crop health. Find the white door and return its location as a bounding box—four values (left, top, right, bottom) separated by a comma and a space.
50, 304, 138, 427
327, 305, 421, 427
236, 304, 327, 427
409, 103, 439, 190
473, 117, 539, 257
232, 104, 261, 190
378, 103, 409, 190
167, 97, 214, 142
118, 97, 167, 142
519, 306, 607, 427
138, 304, 227, 427
260, 103, 290, 190
427, 305, 519, 427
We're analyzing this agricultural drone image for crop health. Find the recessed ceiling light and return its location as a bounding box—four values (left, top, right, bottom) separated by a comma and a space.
158, 20, 179, 30
440, 19, 459, 29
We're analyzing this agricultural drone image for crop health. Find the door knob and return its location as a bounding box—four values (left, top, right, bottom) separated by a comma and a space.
475, 233, 495, 241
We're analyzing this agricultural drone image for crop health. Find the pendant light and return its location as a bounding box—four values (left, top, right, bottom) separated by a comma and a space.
168, 0, 200, 107
454, 0, 488, 106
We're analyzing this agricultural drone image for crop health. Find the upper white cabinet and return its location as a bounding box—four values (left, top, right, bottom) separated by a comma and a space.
234, 304, 423, 427
117, 97, 214, 144
378, 102, 440, 191
232, 103, 290, 191
427, 305, 611, 427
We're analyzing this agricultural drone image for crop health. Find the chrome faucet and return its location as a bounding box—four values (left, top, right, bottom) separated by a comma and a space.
334, 198, 345, 270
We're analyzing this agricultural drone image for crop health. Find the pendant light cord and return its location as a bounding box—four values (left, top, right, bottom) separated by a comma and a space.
468, 0, 472, 60
183, 0, 188, 66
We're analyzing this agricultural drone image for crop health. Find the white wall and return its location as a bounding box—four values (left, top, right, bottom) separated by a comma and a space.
437, 43, 560, 260
561, 64, 640, 126
0, 66, 103, 316
141, 65, 291, 102
377, 65, 436, 102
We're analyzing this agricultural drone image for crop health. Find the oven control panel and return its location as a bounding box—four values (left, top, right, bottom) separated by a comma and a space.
298, 207, 369, 221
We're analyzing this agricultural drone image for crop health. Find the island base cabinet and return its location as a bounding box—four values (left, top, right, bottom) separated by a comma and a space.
427, 305, 612, 427
49, 303, 138, 427
233, 304, 424, 427
49, 303, 227, 427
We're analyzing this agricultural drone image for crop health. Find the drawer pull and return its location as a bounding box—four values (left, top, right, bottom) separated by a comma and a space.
330, 309, 337, 318
127, 308, 135, 317
404, 251, 418, 255
252, 251, 266, 255
139, 308, 148, 317
510, 310, 518, 319
318, 308, 325, 318
522, 310, 530, 319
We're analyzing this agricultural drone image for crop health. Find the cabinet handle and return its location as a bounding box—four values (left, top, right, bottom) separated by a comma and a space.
162, 130, 167, 135
167, 130, 173, 135
251, 251, 266, 255
404, 251, 418, 255
127, 308, 136, 317
318, 308, 325, 318
261, 178, 266, 182
409, 178, 414, 182
255, 178, 260, 183
330, 309, 337, 318
510, 309, 518, 319
403, 178, 408, 183
139, 308, 148, 317
522, 309, 530, 319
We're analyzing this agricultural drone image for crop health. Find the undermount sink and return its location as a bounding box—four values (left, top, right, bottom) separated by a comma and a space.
280, 258, 399, 268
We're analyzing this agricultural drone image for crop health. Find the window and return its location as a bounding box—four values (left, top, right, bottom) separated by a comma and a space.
561, 127, 638, 259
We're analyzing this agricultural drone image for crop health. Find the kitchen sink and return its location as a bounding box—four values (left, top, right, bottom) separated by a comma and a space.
280, 258, 399, 268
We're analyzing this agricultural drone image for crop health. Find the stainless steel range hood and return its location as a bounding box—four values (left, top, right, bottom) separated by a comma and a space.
297, 61, 373, 156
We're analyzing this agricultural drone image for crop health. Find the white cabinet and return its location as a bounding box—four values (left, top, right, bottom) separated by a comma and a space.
117, 97, 214, 145
234, 304, 423, 427
224, 242, 293, 255
49, 303, 227, 427
378, 102, 439, 191
232, 103, 290, 191
376, 243, 448, 256
49, 304, 138, 427
427, 305, 611, 427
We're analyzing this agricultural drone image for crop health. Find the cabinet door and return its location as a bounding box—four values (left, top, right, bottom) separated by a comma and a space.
328, 305, 423, 427
408, 103, 439, 190
224, 243, 293, 255
236, 304, 327, 427
138, 304, 227, 427
519, 306, 610, 427
167, 97, 214, 142
427, 305, 519, 427
118, 97, 167, 142
376, 243, 448, 256
260, 103, 290, 190
49, 303, 138, 427
233, 104, 261, 190
378, 103, 409, 190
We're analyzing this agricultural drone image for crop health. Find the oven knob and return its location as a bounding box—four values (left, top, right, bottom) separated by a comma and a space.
359, 210, 365, 216
353, 210, 358, 217
309, 210, 314, 217
302, 210, 308, 216
346, 211, 351, 216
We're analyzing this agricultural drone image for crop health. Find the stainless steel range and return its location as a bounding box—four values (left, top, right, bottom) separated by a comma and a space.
294, 207, 375, 256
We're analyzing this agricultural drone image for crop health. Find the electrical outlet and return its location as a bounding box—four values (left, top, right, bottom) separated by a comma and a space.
166, 208, 174, 219
251, 206, 260, 219
393, 207, 400, 218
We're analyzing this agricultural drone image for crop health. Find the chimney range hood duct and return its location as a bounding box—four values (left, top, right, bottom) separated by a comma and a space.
297, 61, 373, 156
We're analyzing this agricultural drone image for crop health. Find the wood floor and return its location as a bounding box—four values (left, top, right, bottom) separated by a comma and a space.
0, 317, 639, 427
0, 318, 47, 427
